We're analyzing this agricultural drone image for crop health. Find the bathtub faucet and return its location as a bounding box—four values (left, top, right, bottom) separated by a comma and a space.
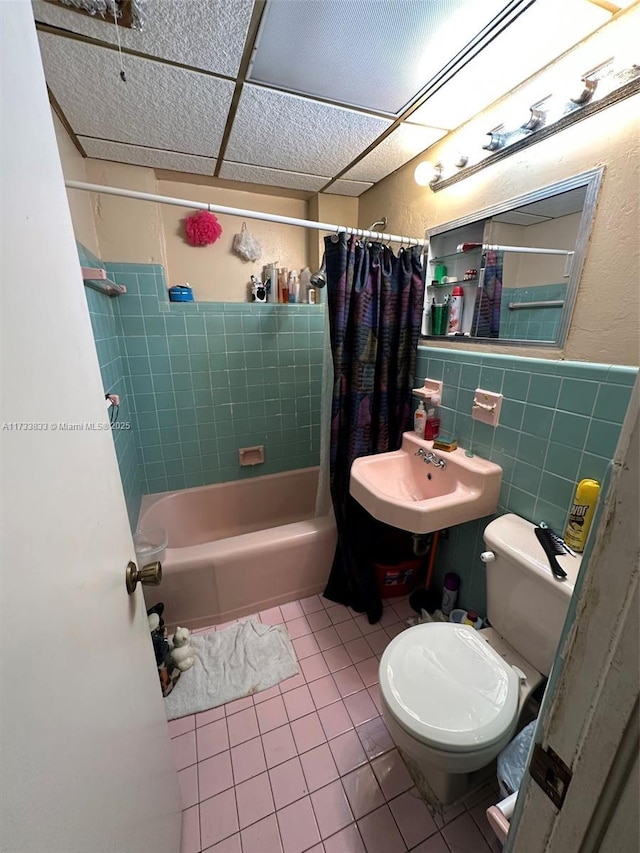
415, 448, 447, 470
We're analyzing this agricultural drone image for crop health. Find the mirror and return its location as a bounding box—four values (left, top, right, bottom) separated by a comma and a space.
421, 168, 603, 347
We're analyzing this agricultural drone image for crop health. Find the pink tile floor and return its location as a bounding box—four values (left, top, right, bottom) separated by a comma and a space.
170, 595, 502, 853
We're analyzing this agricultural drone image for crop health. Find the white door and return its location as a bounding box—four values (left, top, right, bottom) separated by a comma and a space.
0, 4, 181, 852
508, 381, 639, 853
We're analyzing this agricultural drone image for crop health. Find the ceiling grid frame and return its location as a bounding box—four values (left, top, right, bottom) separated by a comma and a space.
34, 0, 615, 197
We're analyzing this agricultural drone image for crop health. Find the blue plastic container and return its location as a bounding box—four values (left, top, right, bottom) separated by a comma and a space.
168, 285, 194, 303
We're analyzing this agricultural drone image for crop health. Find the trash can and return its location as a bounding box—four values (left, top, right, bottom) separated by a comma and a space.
375, 559, 421, 598
497, 719, 537, 797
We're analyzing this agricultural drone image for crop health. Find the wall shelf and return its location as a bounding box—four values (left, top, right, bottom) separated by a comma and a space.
81, 267, 127, 297
428, 278, 478, 287
429, 248, 482, 265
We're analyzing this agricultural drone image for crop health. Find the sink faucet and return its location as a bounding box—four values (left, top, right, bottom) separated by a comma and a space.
415, 448, 447, 469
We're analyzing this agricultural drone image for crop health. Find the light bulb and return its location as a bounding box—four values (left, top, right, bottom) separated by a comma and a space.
414, 161, 440, 186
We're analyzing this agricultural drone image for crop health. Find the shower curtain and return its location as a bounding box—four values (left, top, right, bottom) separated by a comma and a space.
472, 249, 503, 337
322, 234, 424, 622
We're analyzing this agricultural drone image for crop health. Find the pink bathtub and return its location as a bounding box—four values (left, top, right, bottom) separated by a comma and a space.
139, 467, 337, 630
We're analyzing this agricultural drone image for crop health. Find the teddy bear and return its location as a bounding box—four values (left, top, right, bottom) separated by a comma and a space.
147, 602, 183, 696
170, 626, 195, 672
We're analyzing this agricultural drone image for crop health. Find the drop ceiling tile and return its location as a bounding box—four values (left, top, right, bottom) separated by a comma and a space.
38, 32, 234, 157
79, 138, 216, 175
248, 0, 509, 114
32, 0, 254, 77
341, 123, 447, 183
219, 162, 328, 192
225, 85, 392, 176
325, 180, 373, 198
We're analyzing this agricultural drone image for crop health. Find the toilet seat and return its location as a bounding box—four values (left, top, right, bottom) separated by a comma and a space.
379, 622, 519, 754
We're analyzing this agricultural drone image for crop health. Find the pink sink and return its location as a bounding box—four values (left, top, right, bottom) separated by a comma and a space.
350, 432, 503, 533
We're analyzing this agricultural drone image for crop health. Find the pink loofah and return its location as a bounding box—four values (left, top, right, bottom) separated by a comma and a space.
184, 210, 223, 246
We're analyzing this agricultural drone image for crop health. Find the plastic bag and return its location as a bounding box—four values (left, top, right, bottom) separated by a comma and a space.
233, 222, 262, 262
497, 719, 537, 797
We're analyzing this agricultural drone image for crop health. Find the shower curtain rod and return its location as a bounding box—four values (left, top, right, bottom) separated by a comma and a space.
64, 180, 427, 247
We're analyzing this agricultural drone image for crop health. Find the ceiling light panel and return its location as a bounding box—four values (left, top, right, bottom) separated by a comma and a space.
342, 123, 447, 183
219, 162, 329, 192
32, 0, 254, 77
324, 180, 374, 197
79, 138, 216, 175
410, 0, 610, 129
249, 0, 511, 115
38, 33, 234, 157
225, 85, 392, 175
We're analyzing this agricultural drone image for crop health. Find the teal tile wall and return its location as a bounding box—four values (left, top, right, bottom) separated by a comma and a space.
500, 284, 567, 341
79, 244, 143, 530
102, 261, 324, 496
415, 345, 637, 614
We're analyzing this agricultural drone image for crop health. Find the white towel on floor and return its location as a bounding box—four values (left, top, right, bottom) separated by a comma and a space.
164, 618, 299, 720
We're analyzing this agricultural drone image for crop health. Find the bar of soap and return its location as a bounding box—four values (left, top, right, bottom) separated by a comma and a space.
433, 437, 458, 452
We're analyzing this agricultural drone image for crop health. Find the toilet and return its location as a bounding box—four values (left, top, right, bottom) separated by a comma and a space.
379, 513, 582, 806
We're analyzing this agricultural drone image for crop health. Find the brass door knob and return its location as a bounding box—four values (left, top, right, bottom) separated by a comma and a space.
126, 560, 162, 595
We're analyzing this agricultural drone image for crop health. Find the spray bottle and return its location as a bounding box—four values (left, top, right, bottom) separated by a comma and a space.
564, 478, 601, 552
447, 286, 464, 335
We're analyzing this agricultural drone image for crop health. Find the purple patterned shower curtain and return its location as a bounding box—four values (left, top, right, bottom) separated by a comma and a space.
471, 249, 503, 337
322, 234, 424, 622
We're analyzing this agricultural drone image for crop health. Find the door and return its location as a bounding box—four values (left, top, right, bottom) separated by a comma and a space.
507, 379, 639, 852
0, 4, 181, 852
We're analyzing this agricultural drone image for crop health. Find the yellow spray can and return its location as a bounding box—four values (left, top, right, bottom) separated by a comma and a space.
564, 478, 601, 552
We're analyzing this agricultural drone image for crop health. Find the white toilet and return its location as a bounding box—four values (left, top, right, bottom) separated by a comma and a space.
379, 513, 581, 806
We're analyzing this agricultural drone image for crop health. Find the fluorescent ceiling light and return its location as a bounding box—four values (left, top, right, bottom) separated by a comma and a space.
249, 0, 511, 115
410, 0, 609, 130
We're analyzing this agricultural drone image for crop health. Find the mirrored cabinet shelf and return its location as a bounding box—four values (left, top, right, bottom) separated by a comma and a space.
428, 248, 482, 265
421, 168, 603, 347
428, 278, 479, 288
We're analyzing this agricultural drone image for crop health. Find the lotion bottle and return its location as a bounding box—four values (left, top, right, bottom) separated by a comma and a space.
414, 401, 427, 438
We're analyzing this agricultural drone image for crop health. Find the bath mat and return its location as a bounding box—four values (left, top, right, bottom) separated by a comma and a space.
164, 618, 299, 720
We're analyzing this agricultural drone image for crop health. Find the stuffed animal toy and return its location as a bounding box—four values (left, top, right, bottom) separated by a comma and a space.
147, 603, 171, 668
147, 603, 181, 696
171, 626, 195, 672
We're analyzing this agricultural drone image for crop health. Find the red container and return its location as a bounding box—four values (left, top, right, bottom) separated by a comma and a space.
375, 559, 421, 598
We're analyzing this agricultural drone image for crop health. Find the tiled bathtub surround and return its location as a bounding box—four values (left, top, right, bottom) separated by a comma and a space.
80, 244, 142, 529
414, 346, 637, 614
79, 243, 325, 517
173, 594, 500, 853
106, 260, 325, 496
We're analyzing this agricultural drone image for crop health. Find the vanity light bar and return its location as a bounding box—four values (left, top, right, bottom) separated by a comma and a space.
417, 57, 639, 191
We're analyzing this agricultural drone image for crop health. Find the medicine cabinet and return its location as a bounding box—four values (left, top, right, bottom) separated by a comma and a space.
421, 168, 603, 348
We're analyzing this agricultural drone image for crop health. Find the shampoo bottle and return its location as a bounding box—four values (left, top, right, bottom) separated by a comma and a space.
425, 408, 440, 440
300, 267, 311, 303
414, 401, 427, 438
564, 478, 601, 552
288, 270, 297, 303
425, 393, 441, 440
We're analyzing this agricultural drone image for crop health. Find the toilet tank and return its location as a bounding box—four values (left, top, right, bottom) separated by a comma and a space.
483, 514, 582, 676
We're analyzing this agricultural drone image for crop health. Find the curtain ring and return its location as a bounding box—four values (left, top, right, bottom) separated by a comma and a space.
330, 227, 341, 243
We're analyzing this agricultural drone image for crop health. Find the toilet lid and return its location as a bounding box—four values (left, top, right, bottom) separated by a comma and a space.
380, 622, 519, 753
